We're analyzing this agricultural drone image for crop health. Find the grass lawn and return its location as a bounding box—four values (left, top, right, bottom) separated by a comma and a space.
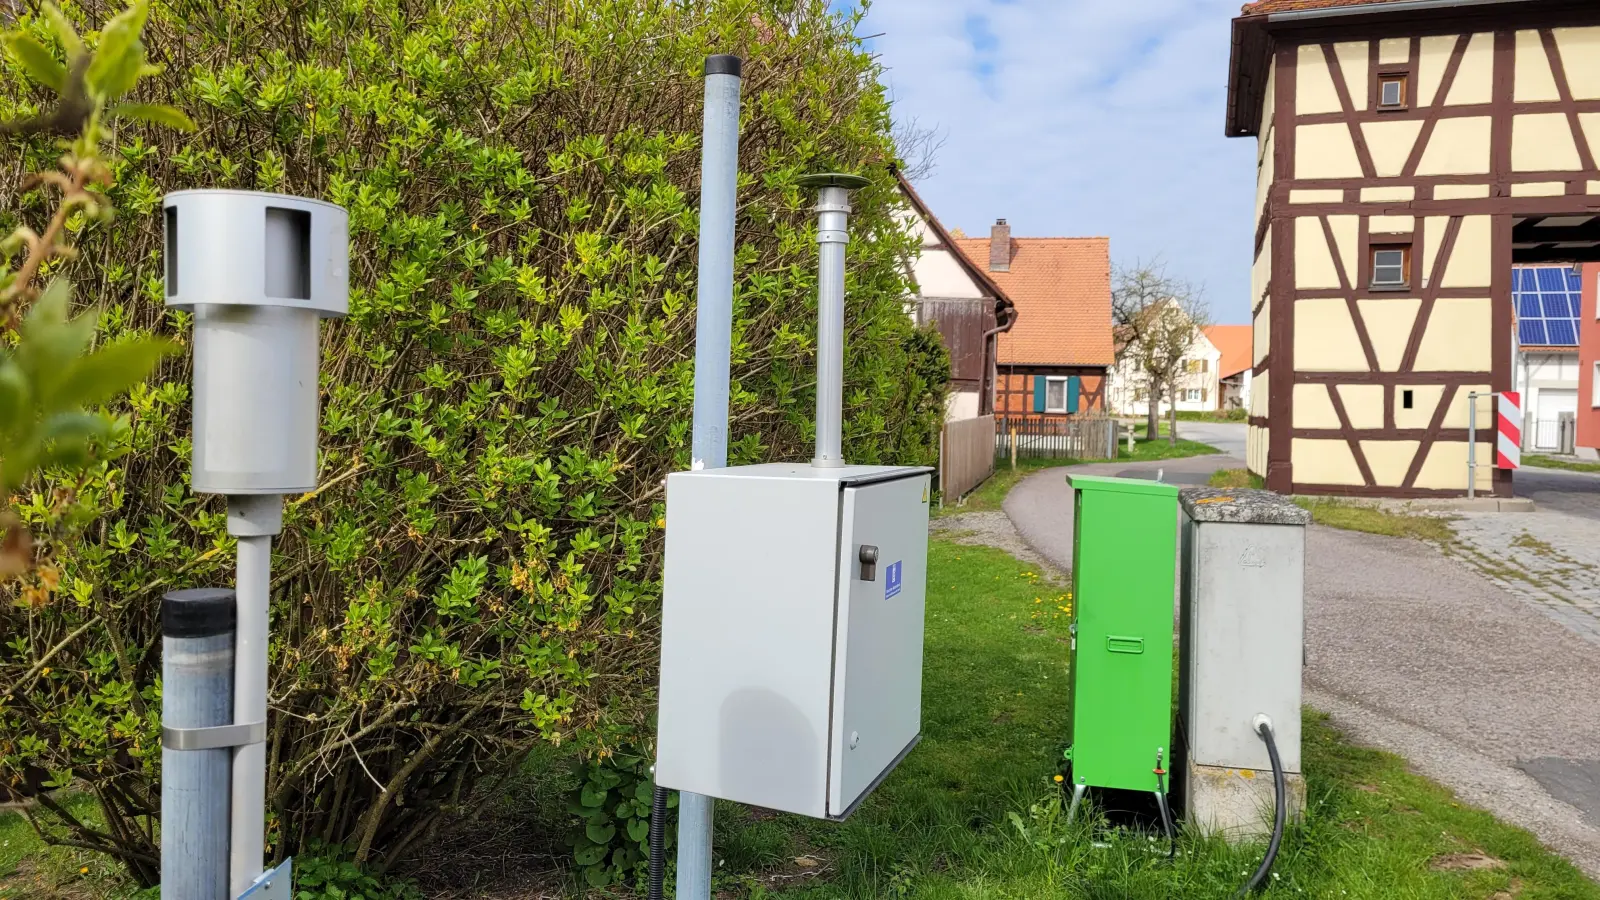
1206, 468, 1265, 489
1523, 454, 1600, 474
708, 539, 1599, 899
1295, 499, 1455, 543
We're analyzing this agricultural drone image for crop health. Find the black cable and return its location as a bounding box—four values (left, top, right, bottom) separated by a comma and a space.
647, 784, 668, 900
1237, 720, 1287, 896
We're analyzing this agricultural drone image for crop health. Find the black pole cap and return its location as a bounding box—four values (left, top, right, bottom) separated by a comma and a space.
704, 54, 742, 78
163, 588, 237, 638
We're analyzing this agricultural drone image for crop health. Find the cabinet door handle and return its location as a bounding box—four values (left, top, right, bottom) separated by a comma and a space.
858, 544, 878, 581
1106, 636, 1145, 655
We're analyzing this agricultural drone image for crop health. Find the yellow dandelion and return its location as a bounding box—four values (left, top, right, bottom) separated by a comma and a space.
1053, 775, 1064, 783
80, 867, 88, 874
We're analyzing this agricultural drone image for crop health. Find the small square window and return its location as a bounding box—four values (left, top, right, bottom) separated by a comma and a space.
1372, 246, 1410, 288
1379, 75, 1407, 109
1402, 389, 1415, 410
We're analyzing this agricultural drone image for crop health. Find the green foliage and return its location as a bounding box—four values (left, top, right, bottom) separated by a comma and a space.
292, 841, 423, 900
567, 749, 670, 888
0, 0, 945, 885
0, 279, 173, 498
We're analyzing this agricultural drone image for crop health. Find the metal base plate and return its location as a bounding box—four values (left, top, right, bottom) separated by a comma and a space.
238, 858, 292, 900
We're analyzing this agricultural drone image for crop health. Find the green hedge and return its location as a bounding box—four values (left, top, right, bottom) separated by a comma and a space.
0, 0, 945, 883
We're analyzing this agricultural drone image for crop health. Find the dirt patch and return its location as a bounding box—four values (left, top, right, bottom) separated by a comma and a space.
930, 512, 1065, 583
1430, 852, 1507, 871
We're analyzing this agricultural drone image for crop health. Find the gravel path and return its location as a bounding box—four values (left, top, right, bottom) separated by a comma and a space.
1000, 454, 1600, 880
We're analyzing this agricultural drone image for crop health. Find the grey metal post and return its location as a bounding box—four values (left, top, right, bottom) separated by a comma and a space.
676, 52, 743, 900
1467, 391, 1478, 500
162, 589, 236, 900
229, 495, 282, 897
798, 173, 870, 468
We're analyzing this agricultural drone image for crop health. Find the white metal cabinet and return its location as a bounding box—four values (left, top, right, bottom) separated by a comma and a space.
655, 464, 930, 820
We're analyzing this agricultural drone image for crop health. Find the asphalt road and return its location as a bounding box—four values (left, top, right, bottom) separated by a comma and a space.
1003, 446, 1600, 878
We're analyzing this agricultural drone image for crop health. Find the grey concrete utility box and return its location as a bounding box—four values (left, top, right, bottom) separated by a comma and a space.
655, 464, 931, 820
1178, 488, 1308, 840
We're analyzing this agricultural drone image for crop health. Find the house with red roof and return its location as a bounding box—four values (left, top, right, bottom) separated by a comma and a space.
952, 221, 1114, 420
1206, 324, 1255, 412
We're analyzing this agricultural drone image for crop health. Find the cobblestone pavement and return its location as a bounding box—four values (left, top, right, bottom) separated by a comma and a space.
1450, 466, 1600, 645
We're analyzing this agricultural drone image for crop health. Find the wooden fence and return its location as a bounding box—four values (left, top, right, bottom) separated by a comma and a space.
940, 415, 996, 501
994, 414, 1118, 462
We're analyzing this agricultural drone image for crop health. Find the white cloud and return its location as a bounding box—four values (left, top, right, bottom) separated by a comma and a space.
863, 0, 1258, 323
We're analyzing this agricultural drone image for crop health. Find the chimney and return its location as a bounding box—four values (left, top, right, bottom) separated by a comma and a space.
989, 218, 1011, 272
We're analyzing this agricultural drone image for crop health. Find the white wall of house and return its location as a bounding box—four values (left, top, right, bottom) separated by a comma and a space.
1108, 333, 1222, 416
1516, 350, 1580, 451
897, 201, 990, 422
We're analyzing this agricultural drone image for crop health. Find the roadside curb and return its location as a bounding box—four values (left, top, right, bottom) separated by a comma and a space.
1290, 495, 1537, 514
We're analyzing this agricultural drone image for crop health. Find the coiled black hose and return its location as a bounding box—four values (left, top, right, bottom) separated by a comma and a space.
647, 784, 668, 900
1237, 719, 1287, 896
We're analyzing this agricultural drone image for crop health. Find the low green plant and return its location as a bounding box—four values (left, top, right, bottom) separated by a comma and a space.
1207, 467, 1265, 489
291, 841, 423, 900
567, 749, 670, 889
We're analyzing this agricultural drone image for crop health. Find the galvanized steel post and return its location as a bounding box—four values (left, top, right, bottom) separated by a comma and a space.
161, 589, 236, 900
676, 52, 744, 900
797, 173, 870, 468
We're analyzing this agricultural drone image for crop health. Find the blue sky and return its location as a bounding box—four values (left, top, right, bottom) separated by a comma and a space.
856, 0, 1259, 324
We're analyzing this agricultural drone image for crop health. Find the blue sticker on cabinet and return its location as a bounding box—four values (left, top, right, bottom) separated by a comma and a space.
885, 561, 903, 599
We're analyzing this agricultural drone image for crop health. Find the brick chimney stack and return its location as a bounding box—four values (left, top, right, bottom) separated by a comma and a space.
989, 218, 1011, 272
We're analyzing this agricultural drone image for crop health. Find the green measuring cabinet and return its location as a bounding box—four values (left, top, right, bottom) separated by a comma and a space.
1063, 474, 1178, 820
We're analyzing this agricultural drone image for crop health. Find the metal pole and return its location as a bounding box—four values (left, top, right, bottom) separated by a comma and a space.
812, 185, 850, 467
162, 589, 235, 900
675, 52, 742, 900
689, 55, 742, 473
229, 495, 283, 898
1467, 392, 1478, 500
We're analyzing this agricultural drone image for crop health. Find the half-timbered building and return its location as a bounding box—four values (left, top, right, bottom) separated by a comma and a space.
1227, 0, 1600, 496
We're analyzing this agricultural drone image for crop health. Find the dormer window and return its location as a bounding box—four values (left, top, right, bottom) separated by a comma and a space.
1378, 74, 1408, 109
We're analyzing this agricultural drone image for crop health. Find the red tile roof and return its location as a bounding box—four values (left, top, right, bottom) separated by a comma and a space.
1239, 0, 1415, 14
1203, 325, 1254, 379
951, 236, 1113, 367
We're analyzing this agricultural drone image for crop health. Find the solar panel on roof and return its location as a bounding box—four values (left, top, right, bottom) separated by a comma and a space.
1513, 265, 1582, 347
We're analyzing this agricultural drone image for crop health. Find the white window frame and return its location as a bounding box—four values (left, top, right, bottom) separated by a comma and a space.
1184, 388, 1202, 403
1044, 376, 1070, 413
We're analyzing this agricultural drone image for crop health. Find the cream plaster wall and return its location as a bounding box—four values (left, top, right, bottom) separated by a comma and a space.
1443, 386, 1493, 429
1256, 129, 1276, 222
1417, 35, 1455, 107
1415, 117, 1492, 175
1361, 440, 1422, 486
1248, 425, 1268, 477
1555, 27, 1600, 100
1293, 384, 1340, 429
1434, 184, 1492, 199
1442, 216, 1493, 288
1295, 298, 1368, 371
1290, 189, 1343, 204
1337, 384, 1385, 429
1415, 441, 1494, 491
913, 251, 987, 299
1334, 42, 1369, 110
1297, 124, 1364, 179
1447, 35, 1495, 106
1369, 215, 1415, 234
1513, 113, 1583, 171
1252, 370, 1269, 418
1358, 298, 1421, 371
1512, 181, 1569, 197
1297, 44, 1340, 115
1581, 114, 1600, 166
1394, 385, 1447, 429
1379, 38, 1409, 65
1329, 216, 1358, 281
1515, 29, 1561, 103
1362, 120, 1424, 177
1293, 439, 1365, 485
1295, 217, 1340, 289
1254, 296, 1271, 366
1422, 216, 1448, 283
1414, 298, 1492, 371
1362, 186, 1415, 202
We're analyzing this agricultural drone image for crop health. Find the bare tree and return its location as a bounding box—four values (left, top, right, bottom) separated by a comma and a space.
1112, 261, 1210, 445
892, 115, 947, 182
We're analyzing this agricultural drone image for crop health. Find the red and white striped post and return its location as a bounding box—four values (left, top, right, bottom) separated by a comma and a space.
1467, 391, 1521, 499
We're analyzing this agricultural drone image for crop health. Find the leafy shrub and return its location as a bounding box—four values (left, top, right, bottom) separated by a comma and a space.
567, 749, 668, 889
293, 841, 423, 900
0, 0, 945, 885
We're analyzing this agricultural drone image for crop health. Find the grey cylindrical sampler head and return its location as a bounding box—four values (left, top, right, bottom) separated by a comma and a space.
162, 189, 350, 494
163, 588, 237, 637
